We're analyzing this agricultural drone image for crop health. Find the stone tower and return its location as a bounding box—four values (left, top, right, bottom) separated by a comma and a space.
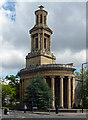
19, 6, 76, 109
26, 5, 56, 68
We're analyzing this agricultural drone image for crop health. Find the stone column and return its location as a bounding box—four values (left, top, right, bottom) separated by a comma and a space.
38, 33, 40, 50
31, 35, 33, 51
67, 77, 71, 109
38, 15, 40, 24
43, 76, 46, 83
60, 76, 64, 108
42, 15, 44, 25
21, 80, 23, 107
23, 79, 24, 102
49, 35, 51, 52
72, 77, 75, 107
20, 80, 22, 107
46, 38, 47, 50
41, 32, 44, 51
45, 16, 47, 25
51, 76, 55, 109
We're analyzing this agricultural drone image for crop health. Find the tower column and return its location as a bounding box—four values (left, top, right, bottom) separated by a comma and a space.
38, 33, 40, 50
72, 77, 75, 107
60, 76, 64, 108
51, 76, 55, 109
67, 77, 71, 108
38, 15, 40, 24
31, 35, 33, 51
42, 14, 44, 25
41, 32, 44, 51
49, 35, 51, 52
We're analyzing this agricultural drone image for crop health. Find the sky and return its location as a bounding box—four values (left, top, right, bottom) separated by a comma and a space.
0, 0, 87, 78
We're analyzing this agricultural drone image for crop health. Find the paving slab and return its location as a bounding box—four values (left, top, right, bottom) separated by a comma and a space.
1, 118, 88, 120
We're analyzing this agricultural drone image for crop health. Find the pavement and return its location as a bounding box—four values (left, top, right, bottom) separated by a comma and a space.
0, 109, 2, 120
1, 110, 88, 119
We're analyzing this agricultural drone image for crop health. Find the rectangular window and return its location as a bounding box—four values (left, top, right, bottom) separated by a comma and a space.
44, 16, 46, 24
44, 38, 46, 49
40, 15, 42, 24
36, 38, 38, 48
36, 15, 38, 24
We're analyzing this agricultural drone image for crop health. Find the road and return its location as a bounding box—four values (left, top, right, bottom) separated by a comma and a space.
1, 110, 88, 119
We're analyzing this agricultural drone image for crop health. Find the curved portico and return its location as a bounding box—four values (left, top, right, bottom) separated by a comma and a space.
19, 64, 75, 109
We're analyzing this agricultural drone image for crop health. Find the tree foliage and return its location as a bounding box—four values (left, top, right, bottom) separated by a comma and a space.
24, 75, 53, 110
75, 68, 88, 108
82, 68, 88, 108
2, 74, 20, 105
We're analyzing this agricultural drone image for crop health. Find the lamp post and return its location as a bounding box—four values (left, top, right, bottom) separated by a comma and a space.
82, 62, 88, 113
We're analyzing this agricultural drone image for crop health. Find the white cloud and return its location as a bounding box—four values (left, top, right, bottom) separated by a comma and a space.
16, 0, 87, 2
55, 49, 86, 68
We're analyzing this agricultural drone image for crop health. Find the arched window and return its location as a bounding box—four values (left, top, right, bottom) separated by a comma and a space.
36, 38, 38, 48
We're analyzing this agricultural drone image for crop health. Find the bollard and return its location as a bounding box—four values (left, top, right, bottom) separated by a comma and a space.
14, 110, 16, 118
4, 109, 7, 115
56, 105, 58, 114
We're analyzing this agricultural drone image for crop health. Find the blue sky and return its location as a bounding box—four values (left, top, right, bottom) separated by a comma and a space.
2, 1, 16, 21
1, 1, 86, 78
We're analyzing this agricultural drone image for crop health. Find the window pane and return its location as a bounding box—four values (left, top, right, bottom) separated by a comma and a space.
36, 15, 38, 24
40, 15, 42, 24
44, 38, 46, 49
36, 38, 38, 48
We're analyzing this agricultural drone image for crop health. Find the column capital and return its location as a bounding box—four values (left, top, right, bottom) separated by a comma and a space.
72, 76, 75, 79
50, 76, 55, 79
60, 75, 64, 79
68, 76, 72, 79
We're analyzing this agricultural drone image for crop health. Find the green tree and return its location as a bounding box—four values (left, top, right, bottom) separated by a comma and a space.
5, 74, 20, 102
2, 74, 20, 105
0, 78, 2, 107
83, 68, 88, 108
5, 74, 19, 87
75, 68, 88, 108
24, 75, 53, 110
2, 84, 16, 105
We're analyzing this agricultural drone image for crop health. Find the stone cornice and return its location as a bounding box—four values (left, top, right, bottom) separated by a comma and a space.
26, 50, 56, 60
35, 9, 48, 15
29, 25, 53, 34
18, 64, 76, 76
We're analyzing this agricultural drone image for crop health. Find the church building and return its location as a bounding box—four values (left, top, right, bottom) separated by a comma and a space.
18, 5, 76, 109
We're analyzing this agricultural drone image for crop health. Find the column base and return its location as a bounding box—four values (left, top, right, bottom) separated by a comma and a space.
60, 106, 64, 109
68, 106, 71, 109
51, 106, 55, 109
